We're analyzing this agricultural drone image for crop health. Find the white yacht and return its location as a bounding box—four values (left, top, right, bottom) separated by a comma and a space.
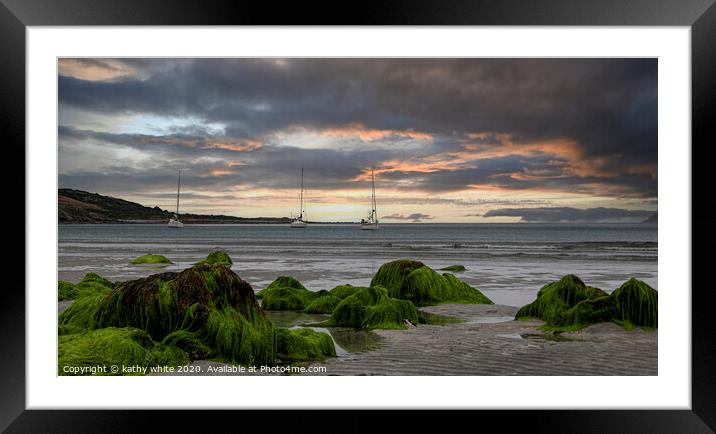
168, 169, 184, 228
360, 169, 379, 230
290, 168, 308, 228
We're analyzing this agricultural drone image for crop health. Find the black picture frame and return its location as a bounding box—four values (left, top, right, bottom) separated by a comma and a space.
2, 0, 713, 431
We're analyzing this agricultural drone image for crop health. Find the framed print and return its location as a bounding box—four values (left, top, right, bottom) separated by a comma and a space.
3, 0, 714, 431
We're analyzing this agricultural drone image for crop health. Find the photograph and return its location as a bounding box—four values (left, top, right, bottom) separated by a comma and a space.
56, 57, 658, 377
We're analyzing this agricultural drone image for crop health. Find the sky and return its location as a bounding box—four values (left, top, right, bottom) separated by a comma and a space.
58, 58, 657, 223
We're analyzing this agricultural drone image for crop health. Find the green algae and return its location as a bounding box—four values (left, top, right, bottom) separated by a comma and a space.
370, 260, 492, 306
516, 275, 658, 331
370, 259, 425, 297
258, 276, 306, 293
257, 276, 317, 310
275, 328, 336, 362
256, 276, 308, 300
563, 296, 616, 327
439, 273, 493, 304
515, 275, 607, 326
58, 281, 80, 301
196, 250, 233, 266
260, 286, 318, 311
610, 278, 658, 328
327, 286, 418, 329
130, 254, 173, 265
58, 327, 189, 375
199, 306, 275, 365
59, 292, 108, 331
304, 294, 342, 314
57, 272, 116, 302
81, 272, 115, 287
328, 284, 365, 300
264, 310, 330, 328
440, 265, 466, 272
59, 263, 275, 366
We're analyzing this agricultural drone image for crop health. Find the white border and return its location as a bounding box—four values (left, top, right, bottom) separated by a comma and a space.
27, 27, 690, 409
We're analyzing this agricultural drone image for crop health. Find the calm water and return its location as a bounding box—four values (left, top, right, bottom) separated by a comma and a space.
58, 223, 657, 307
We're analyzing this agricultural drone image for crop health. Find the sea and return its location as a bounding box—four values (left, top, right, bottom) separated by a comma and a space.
58, 223, 658, 307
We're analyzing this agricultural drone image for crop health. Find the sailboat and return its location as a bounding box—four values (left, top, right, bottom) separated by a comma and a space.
167, 169, 184, 228
290, 168, 308, 228
360, 169, 379, 230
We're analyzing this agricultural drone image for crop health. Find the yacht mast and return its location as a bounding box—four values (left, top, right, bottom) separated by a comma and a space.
371, 169, 376, 219
299, 168, 304, 219
176, 169, 181, 216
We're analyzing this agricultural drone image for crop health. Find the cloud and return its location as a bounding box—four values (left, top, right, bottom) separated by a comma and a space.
383, 213, 434, 222
57, 58, 658, 213
482, 207, 654, 223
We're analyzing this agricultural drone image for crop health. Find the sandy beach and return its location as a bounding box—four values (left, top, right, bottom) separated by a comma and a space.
58, 224, 658, 377
148, 303, 657, 376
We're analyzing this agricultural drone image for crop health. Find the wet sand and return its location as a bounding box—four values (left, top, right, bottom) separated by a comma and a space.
309, 304, 657, 376
153, 304, 657, 376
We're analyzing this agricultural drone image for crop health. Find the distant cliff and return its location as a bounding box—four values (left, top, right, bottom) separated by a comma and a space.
58, 189, 290, 224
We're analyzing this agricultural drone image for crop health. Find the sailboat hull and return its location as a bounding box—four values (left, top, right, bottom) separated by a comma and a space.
290, 221, 307, 228
360, 222, 379, 230
168, 220, 184, 228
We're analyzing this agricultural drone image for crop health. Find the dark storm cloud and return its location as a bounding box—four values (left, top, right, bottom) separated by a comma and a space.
483, 207, 654, 222
59, 124, 656, 198
58, 58, 657, 198
383, 213, 434, 222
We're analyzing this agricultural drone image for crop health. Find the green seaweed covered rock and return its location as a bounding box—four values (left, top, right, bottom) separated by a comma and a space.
275, 328, 336, 362
370, 259, 425, 297
304, 294, 342, 314
58, 272, 115, 302
610, 278, 658, 328
328, 284, 365, 300
58, 281, 79, 301
515, 275, 607, 325
257, 276, 306, 297
59, 263, 275, 366
81, 272, 115, 288
260, 286, 318, 311
59, 291, 112, 332
370, 259, 493, 306
328, 286, 418, 329
58, 327, 189, 375
196, 251, 233, 266
563, 296, 616, 326
130, 254, 173, 265
257, 276, 317, 310
516, 275, 658, 330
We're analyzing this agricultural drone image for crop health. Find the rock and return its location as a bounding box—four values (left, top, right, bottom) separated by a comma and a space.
130, 254, 173, 265
196, 250, 232, 266
610, 278, 658, 328
58, 263, 275, 366
516, 275, 658, 330
439, 265, 466, 272
327, 286, 419, 329
275, 328, 336, 362
370, 259, 492, 306
304, 294, 342, 314
257, 276, 317, 310
58, 327, 188, 376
